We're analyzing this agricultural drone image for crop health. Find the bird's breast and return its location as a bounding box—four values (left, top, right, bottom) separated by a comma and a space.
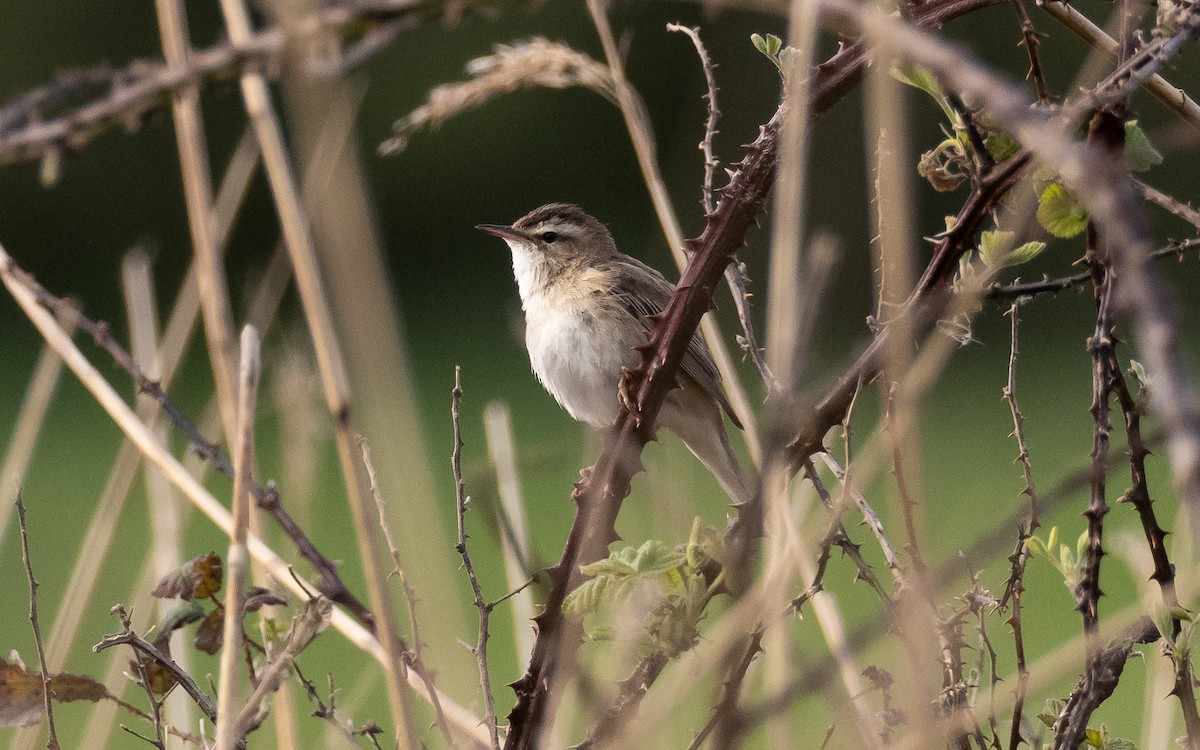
522, 293, 638, 428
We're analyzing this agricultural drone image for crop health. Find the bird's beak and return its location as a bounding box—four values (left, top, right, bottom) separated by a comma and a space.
476, 223, 526, 242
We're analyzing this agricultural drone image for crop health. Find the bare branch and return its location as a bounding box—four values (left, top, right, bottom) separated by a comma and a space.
16, 493, 61, 750
452, 369, 502, 750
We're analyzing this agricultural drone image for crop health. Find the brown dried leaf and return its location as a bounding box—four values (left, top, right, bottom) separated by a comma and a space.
244, 587, 287, 613
0, 656, 110, 728
194, 607, 225, 655
152, 553, 222, 600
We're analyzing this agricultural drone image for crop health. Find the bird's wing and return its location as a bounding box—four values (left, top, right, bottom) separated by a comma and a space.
609, 256, 742, 429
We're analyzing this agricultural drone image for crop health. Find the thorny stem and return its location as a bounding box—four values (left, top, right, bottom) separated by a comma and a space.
688, 628, 765, 750
1009, 0, 1051, 103
988, 238, 1200, 300
3, 260, 375, 624
1056, 107, 1125, 750
360, 436, 458, 750
17, 493, 61, 750
93, 606, 223, 744
1000, 302, 1040, 750
666, 22, 777, 390
452, 368, 501, 750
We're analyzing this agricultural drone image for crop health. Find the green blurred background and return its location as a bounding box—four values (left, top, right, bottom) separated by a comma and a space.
1, 0, 1199, 747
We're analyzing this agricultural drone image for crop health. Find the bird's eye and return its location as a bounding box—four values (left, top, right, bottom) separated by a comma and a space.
539, 231, 559, 243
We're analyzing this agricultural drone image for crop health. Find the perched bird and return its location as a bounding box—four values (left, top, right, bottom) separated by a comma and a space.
477, 203, 752, 504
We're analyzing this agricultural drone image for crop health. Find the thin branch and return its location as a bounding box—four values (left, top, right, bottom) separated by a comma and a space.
689, 628, 765, 750
576, 652, 671, 750
999, 301, 1040, 750
93, 608, 220, 725
666, 22, 776, 390
987, 238, 1200, 300
452, 368, 502, 750
1009, 0, 1051, 103
359, 435, 459, 750
0, 0, 434, 166
16, 493, 61, 750
2, 258, 376, 629
1136, 179, 1200, 231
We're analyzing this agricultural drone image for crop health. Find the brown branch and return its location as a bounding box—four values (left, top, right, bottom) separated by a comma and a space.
359, 435, 458, 750
1054, 617, 1161, 749
452, 368, 501, 750
16, 493, 61, 750
93, 607, 220, 727
987, 238, 1200, 300
502, 1, 1012, 745
0, 0, 435, 166
575, 652, 671, 750
1009, 0, 1051, 103
3, 260, 375, 629
688, 628, 765, 750
999, 302, 1040, 750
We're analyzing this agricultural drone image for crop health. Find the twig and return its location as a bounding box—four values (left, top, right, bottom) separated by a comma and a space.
452, 368, 502, 750
576, 652, 671, 750
1136, 179, 1200, 231
666, 22, 776, 390
0, 0, 434, 166
215, 326, 262, 750
1040, 0, 1200, 134
987, 238, 1200, 300
234, 597, 333, 737
688, 628, 765, 750
1009, 0, 1051, 103
999, 301, 1040, 750
1054, 617, 1161, 748
0, 243, 491, 746
359, 436, 459, 750
16, 493, 61, 750
93, 607, 219, 725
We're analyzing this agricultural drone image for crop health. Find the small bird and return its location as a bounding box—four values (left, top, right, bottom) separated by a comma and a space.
477, 203, 753, 504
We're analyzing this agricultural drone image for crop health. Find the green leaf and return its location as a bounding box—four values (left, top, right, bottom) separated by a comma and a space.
984, 130, 1020, 161
630, 539, 686, 576
687, 519, 726, 570
563, 576, 609, 618
584, 624, 614, 642
978, 230, 1015, 268
1124, 120, 1162, 172
1037, 183, 1090, 238
1037, 698, 1065, 728
1007, 241, 1046, 267
890, 64, 942, 99
1085, 727, 1103, 747
751, 32, 782, 58
1105, 738, 1137, 750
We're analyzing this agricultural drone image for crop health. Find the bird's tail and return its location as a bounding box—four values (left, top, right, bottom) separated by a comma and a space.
661, 387, 756, 507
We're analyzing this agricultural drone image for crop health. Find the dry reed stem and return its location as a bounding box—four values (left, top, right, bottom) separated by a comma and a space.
153, 0, 241, 444
0, 0, 427, 166
214, 326, 260, 750
0, 241, 492, 747
585, 0, 764, 465
215, 0, 417, 739
483, 402, 537, 664
765, 0, 820, 393
122, 249, 195, 735
0, 309, 74, 548
1042, 1, 1200, 133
